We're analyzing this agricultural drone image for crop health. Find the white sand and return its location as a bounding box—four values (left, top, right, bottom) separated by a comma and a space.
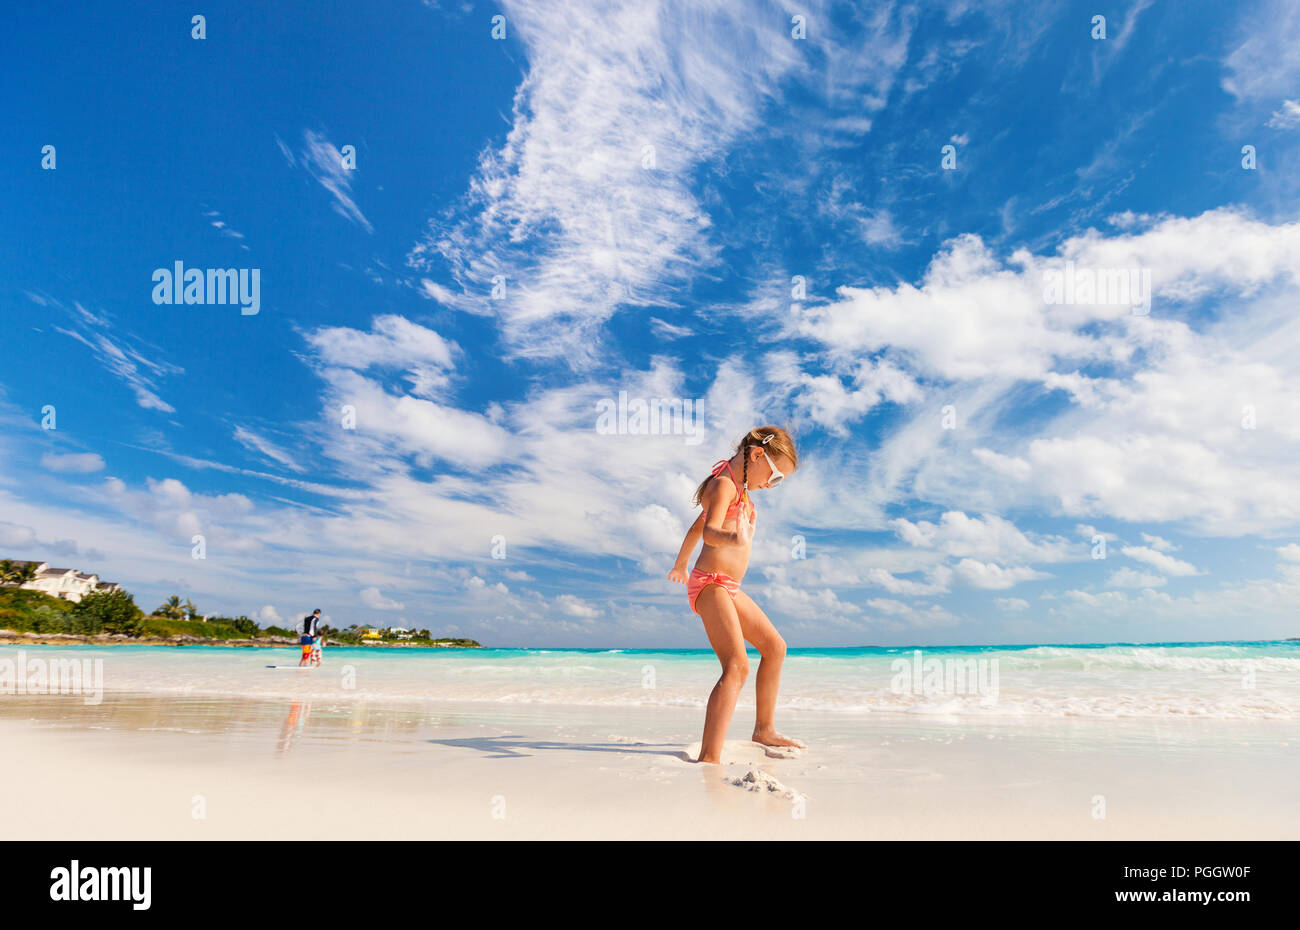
3, 693, 1297, 839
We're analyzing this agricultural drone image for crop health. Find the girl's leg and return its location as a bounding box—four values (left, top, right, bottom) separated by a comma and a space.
733, 591, 805, 748
695, 585, 749, 764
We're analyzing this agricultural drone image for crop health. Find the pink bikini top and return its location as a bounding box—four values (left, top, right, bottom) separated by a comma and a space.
708, 459, 754, 523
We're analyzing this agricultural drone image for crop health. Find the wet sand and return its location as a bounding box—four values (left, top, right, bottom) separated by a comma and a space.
3, 692, 1297, 839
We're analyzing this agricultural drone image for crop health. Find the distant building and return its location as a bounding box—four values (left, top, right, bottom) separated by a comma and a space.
7, 560, 122, 604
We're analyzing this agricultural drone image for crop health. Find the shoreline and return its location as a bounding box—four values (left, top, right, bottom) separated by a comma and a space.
0, 631, 482, 649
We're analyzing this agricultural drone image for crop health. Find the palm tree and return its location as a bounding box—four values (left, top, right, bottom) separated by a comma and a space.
182, 598, 199, 621
0, 560, 15, 585
155, 595, 184, 619
12, 563, 38, 586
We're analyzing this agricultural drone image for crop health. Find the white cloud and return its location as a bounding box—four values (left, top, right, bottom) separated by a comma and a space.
1047, 566, 1300, 641
233, 427, 305, 473
0, 514, 90, 559
1063, 588, 1150, 609
795, 233, 1096, 381
100, 476, 260, 556
1221, 0, 1300, 103
818, 177, 904, 249
796, 210, 1300, 382
1139, 532, 1177, 552
1106, 567, 1167, 588
0, 522, 39, 549
258, 605, 283, 625
406, 0, 909, 362
304, 315, 457, 373
418, 279, 460, 306
648, 317, 693, 340
1120, 545, 1200, 577
994, 597, 1029, 612
865, 565, 953, 596
554, 594, 601, 619
202, 207, 250, 249
48, 298, 182, 413
293, 129, 372, 233
793, 209, 1300, 536
891, 511, 1075, 564
780, 355, 921, 435
972, 448, 1031, 480
316, 368, 512, 469
859, 597, 959, 629
765, 583, 862, 622
1267, 99, 1300, 129
40, 452, 105, 474
360, 587, 405, 610
952, 558, 1050, 590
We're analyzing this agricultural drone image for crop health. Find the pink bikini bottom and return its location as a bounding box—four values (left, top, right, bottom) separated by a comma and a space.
687, 568, 741, 614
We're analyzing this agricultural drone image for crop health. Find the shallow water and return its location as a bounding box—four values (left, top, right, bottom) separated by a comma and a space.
3, 640, 1297, 720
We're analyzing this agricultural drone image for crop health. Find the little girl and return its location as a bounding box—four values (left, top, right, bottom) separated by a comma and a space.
669, 426, 804, 764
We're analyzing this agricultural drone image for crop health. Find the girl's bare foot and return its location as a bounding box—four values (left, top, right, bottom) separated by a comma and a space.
752, 728, 806, 749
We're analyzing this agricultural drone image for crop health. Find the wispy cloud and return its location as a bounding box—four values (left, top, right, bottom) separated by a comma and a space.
1221, 0, 1300, 104
41, 295, 183, 413
233, 426, 306, 474
40, 452, 106, 474
1267, 99, 1300, 130
406, 0, 910, 363
201, 206, 251, 249
277, 130, 372, 233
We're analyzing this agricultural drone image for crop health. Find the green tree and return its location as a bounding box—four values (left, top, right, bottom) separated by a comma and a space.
75, 589, 144, 636
155, 595, 183, 619
226, 615, 257, 635
1, 562, 41, 587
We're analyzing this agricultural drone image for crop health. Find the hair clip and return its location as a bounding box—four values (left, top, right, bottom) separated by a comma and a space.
761, 434, 773, 444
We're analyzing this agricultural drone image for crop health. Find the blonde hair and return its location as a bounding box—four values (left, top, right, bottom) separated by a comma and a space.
693, 426, 798, 507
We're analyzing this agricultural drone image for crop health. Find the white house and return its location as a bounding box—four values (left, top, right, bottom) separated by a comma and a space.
8, 560, 122, 603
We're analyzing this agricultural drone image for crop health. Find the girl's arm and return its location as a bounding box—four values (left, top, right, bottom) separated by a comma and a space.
668, 512, 705, 583
700, 476, 753, 550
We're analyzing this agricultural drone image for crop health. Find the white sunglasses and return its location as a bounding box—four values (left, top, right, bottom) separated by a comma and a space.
758, 447, 784, 487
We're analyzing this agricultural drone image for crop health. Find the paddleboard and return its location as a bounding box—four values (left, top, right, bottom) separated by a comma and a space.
266, 665, 314, 669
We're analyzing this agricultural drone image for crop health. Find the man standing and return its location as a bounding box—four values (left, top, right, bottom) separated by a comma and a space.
298, 609, 322, 667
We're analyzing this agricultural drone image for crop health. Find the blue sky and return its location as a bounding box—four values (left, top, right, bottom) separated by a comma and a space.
3, 0, 1300, 646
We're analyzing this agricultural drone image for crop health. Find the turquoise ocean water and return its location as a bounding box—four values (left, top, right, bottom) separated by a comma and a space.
3, 640, 1297, 719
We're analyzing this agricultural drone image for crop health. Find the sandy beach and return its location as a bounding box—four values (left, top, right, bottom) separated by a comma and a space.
5, 680, 1297, 840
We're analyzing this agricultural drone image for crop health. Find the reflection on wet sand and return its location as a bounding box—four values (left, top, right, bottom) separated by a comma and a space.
0, 691, 475, 755
277, 701, 311, 754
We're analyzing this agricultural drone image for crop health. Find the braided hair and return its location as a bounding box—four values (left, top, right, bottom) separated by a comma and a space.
692, 426, 797, 507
